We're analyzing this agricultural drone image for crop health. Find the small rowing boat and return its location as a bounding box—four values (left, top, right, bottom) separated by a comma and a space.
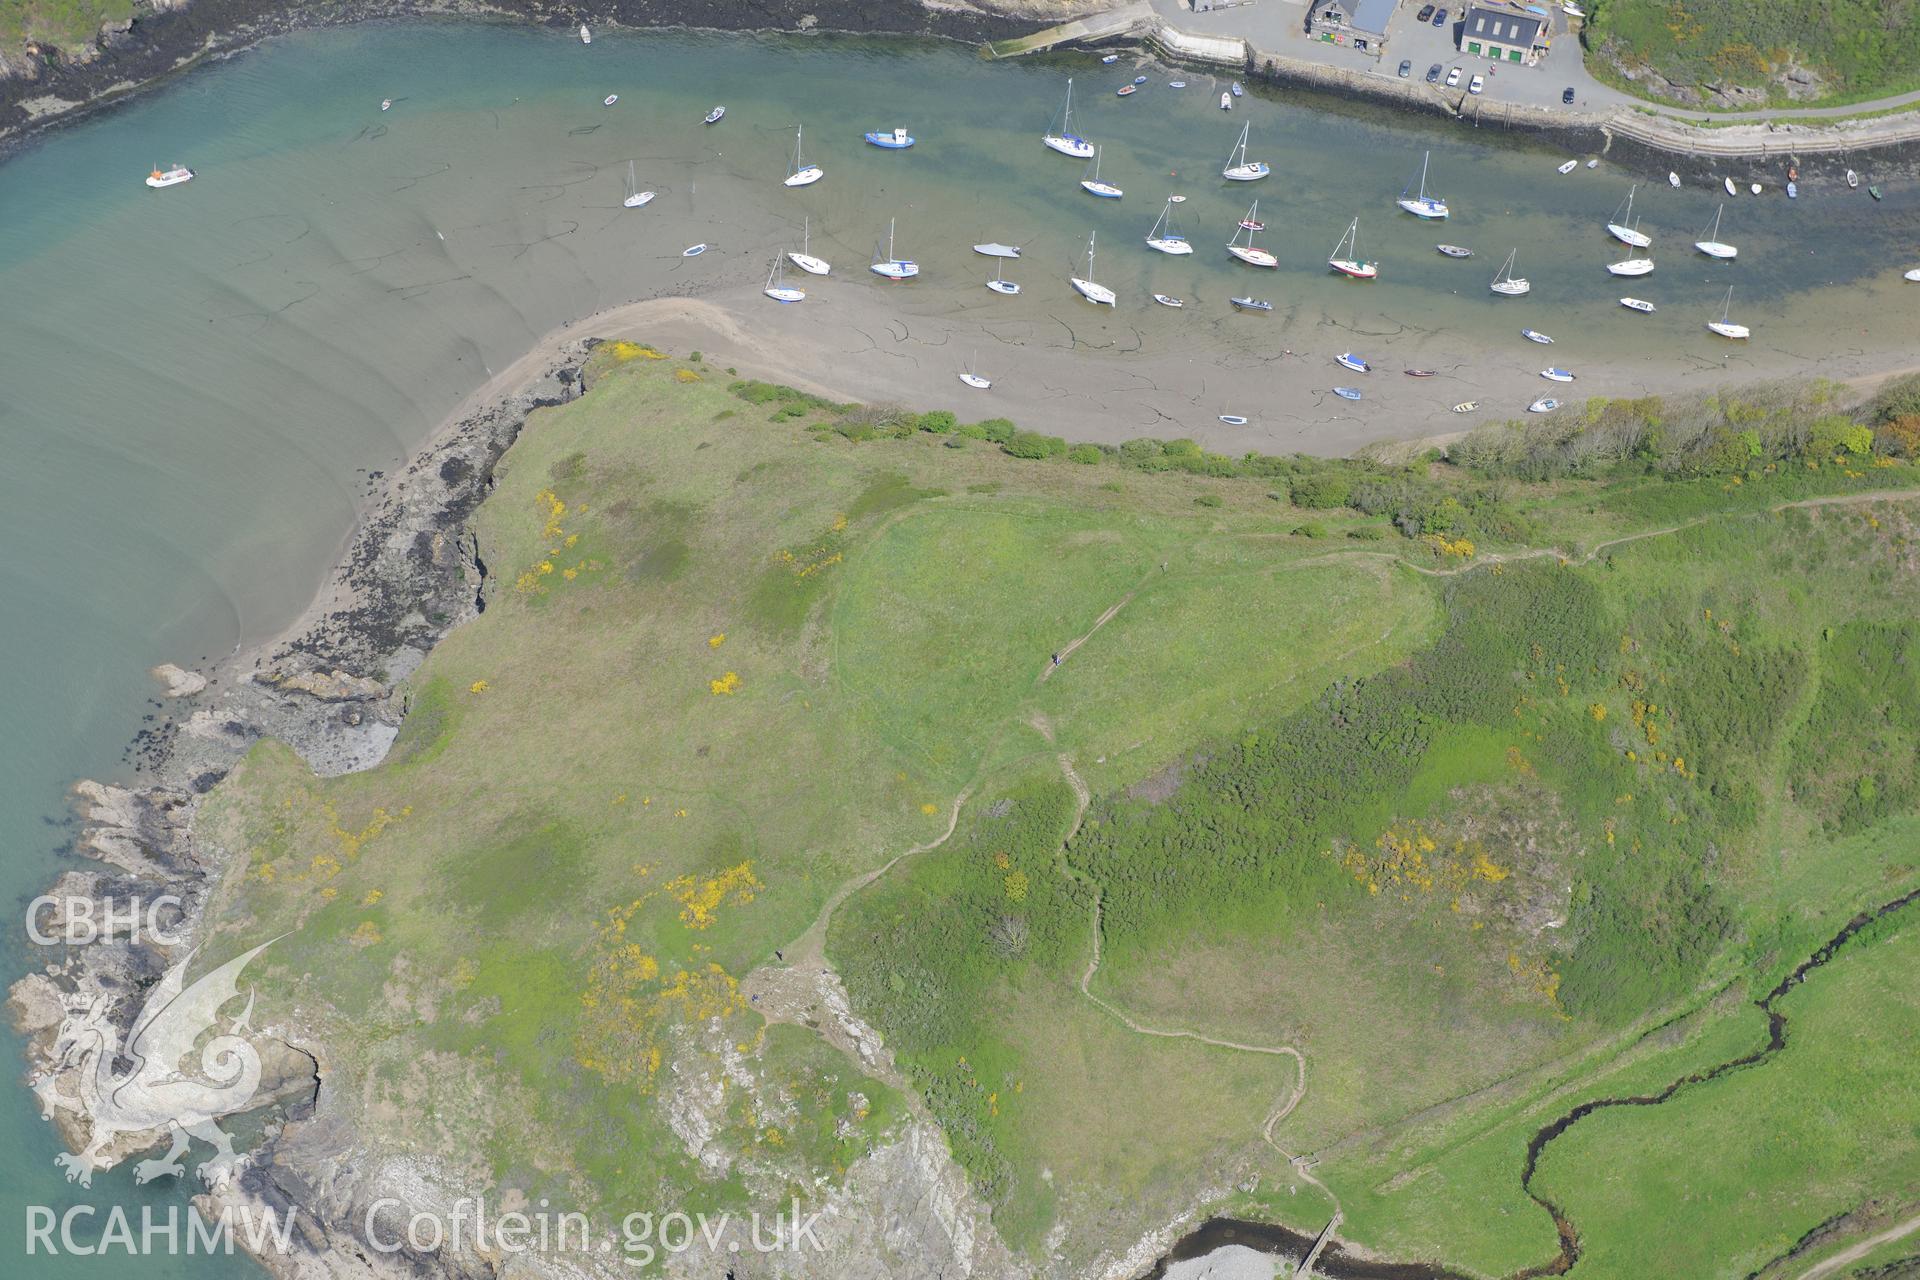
1218, 414, 1248, 425
1724, 176, 1737, 196
1116, 84, 1137, 97
1405, 369, 1437, 378
1333, 387, 1363, 401
1871, 186, 1884, 200
1521, 328, 1554, 344
1557, 159, 1577, 175
1168, 80, 1187, 89
1231, 82, 1244, 97
1102, 54, 1120, 64
1453, 402, 1478, 413
604, 94, 619, 106
579, 22, 591, 43
682, 243, 708, 257
381, 98, 392, 111
1238, 218, 1266, 232
1221, 92, 1233, 110
1847, 169, 1859, 188
1133, 75, 1148, 85
1436, 244, 1473, 258
1154, 293, 1185, 307
1668, 171, 1681, 187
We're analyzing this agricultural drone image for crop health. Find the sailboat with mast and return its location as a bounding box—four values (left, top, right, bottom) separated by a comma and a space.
959, 353, 992, 390
1707, 286, 1749, 339
1221, 122, 1269, 181
788, 217, 830, 276
869, 219, 919, 280
1489, 248, 1530, 296
987, 257, 1020, 295
1327, 217, 1377, 279
1145, 198, 1192, 255
1607, 246, 1654, 276
783, 125, 823, 187
623, 161, 655, 209
1043, 78, 1096, 159
764, 254, 806, 304
1694, 204, 1738, 259
1081, 147, 1123, 199
1226, 201, 1277, 267
1396, 150, 1450, 219
1605, 185, 1651, 247
1069, 230, 1116, 305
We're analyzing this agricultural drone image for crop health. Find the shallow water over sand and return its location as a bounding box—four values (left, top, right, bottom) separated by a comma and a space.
0, 19, 1914, 1272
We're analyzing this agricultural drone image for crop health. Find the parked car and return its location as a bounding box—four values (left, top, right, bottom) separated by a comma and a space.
1426, 63, 1443, 83
1398, 59, 1413, 78
1432, 7, 1449, 26
1445, 66, 1462, 87
1416, 3, 1436, 19
1562, 86, 1576, 104
1468, 73, 1486, 95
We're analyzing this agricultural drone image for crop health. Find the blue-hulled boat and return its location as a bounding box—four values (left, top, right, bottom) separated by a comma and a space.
865, 128, 915, 149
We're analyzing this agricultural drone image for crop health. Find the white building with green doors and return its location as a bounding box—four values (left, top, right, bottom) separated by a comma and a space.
1459, 4, 1548, 65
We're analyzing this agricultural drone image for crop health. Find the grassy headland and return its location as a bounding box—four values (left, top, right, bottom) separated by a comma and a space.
194, 344, 1920, 1277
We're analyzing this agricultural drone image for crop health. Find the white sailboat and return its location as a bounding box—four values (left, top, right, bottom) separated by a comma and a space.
1081, 147, 1123, 199
1327, 217, 1377, 279
1607, 250, 1654, 277
869, 219, 919, 281
1606, 185, 1652, 248
1707, 285, 1749, 339
623, 161, 655, 209
1490, 248, 1530, 296
1222, 121, 1270, 181
1043, 78, 1096, 159
987, 258, 1020, 294
1397, 150, 1449, 219
959, 353, 992, 390
1694, 204, 1738, 259
1226, 201, 1277, 267
1069, 230, 1117, 306
764, 255, 806, 304
784, 125, 823, 188
1145, 198, 1192, 255
788, 217, 830, 276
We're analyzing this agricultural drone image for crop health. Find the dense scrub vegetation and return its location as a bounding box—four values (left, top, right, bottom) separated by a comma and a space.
1790, 623, 1920, 836
1584, 0, 1920, 106
0, 0, 132, 57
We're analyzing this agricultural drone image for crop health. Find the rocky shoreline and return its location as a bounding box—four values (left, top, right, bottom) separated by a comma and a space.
0, 0, 1047, 152
7, 339, 586, 1277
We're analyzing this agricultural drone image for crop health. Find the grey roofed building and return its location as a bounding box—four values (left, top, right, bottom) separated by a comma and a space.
1306, 0, 1397, 55
1460, 5, 1549, 64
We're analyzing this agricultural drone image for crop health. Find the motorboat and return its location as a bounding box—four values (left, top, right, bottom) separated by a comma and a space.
1336, 352, 1371, 373
1490, 249, 1530, 296
1694, 204, 1737, 259
870, 219, 919, 280
381, 98, 392, 111
1905, 268, 1920, 283
1620, 297, 1655, 312
1154, 294, 1185, 307
1226, 201, 1277, 267
1146, 198, 1193, 255
1221, 92, 1233, 110
1231, 82, 1244, 96
1168, 80, 1187, 88
1043, 78, 1096, 158
1847, 169, 1859, 188
1230, 296, 1273, 312
1069, 230, 1116, 305
1116, 84, 1138, 98
788, 217, 830, 275
1788, 181, 1798, 199
1541, 368, 1575, 382
1397, 150, 1449, 219
1724, 176, 1738, 196
604, 94, 619, 106
144, 164, 194, 189
580, 22, 591, 43
1529, 397, 1561, 413
1333, 387, 1363, 401
1557, 160, 1578, 175
1080, 147, 1123, 199
784, 125, 824, 187
864, 128, 915, 149
704, 106, 726, 125
1222, 122, 1270, 181
1669, 171, 1681, 187
1102, 53, 1120, 64
1521, 328, 1554, 344
1436, 244, 1473, 258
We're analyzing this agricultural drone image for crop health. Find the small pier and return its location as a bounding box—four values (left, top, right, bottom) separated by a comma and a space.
985, 1, 1154, 58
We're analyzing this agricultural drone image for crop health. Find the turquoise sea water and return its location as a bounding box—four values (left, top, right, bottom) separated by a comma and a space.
0, 20, 1914, 1274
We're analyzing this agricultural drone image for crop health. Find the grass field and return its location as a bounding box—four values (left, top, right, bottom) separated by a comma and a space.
190, 348, 1920, 1277
0, 0, 132, 57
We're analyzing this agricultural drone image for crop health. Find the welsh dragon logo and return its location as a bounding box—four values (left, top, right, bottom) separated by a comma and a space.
36, 939, 277, 1189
